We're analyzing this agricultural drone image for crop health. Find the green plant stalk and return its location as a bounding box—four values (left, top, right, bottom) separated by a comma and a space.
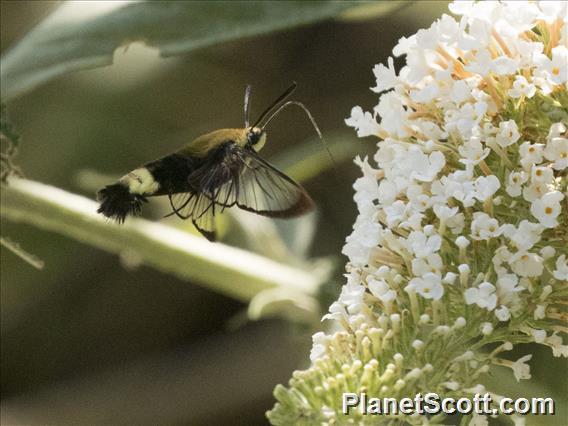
1, 177, 321, 303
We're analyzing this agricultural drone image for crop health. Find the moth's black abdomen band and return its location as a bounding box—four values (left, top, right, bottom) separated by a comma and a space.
144, 153, 197, 195
97, 183, 147, 223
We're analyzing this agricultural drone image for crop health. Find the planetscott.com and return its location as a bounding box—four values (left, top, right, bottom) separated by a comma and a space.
342, 393, 555, 416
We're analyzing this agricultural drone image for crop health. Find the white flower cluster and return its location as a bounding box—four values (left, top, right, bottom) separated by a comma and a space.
269, 2, 567, 424
341, 0, 567, 350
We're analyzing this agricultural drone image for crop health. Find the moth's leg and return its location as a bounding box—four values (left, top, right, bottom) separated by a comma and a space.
164, 193, 193, 219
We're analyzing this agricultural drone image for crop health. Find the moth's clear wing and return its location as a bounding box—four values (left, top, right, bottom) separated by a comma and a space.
163, 143, 314, 241
215, 147, 315, 218
167, 192, 217, 241
191, 206, 216, 241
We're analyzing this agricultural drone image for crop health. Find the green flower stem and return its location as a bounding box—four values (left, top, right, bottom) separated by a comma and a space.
1, 177, 321, 303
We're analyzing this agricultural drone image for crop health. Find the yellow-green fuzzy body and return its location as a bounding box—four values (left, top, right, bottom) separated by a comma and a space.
177, 127, 266, 157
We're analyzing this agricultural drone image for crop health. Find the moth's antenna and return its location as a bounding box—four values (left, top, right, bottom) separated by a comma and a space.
244, 85, 252, 128
261, 100, 337, 170
251, 82, 297, 129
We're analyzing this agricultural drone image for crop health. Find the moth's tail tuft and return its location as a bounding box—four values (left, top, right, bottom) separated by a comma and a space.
97, 183, 147, 223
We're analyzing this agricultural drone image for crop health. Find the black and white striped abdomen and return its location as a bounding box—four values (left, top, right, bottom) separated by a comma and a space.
143, 153, 198, 196
97, 153, 196, 222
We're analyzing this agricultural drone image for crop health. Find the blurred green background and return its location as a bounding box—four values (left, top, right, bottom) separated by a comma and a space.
1, 1, 564, 425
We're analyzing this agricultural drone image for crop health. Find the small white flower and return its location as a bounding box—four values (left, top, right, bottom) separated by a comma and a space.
496, 274, 523, 305
410, 83, 439, 103
322, 301, 347, 322
342, 219, 381, 267
392, 34, 416, 57
500, 220, 543, 251
535, 46, 568, 85
433, 204, 459, 221
407, 185, 432, 212
464, 282, 497, 311
495, 305, 511, 321
443, 272, 457, 285
532, 75, 554, 95
374, 265, 391, 279
532, 329, 546, 343
492, 246, 512, 275
437, 13, 460, 43
519, 141, 544, 168
543, 136, 568, 171
537, 1, 568, 23
511, 355, 532, 382
540, 246, 555, 259
408, 272, 444, 300
508, 76, 536, 99
534, 304, 546, 320
422, 224, 435, 236
492, 55, 519, 76
405, 231, 442, 258
440, 170, 477, 207
415, 26, 438, 50
509, 251, 544, 278
495, 120, 520, 148
372, 57, 399, 93
412, 253, 443, 276
471, 212, 501, 240
450, 79, 471, 103
530, 166, 554, 184
353, 157, 381, 206
547, 122, 566, 140
481, 322, 493, 335
553, 255, 568, 281
367, 277, 397, 303
458, 136, 490, 166
412, 339, 424, 350
474, 175, 500, 201
465, 49, 493, 75
522, 180, 548, 202
378, 179, 399, 205
408, 147, 446, 182
447, 212, 465, 234
309, 332, 328, 362
530, 191, 564, 228
513, 37, 544, 68
550, 46, 568, 84
337, 278, 366, 315
345, 106, 380, 137
374, 139, 401, 169
545, 333, 568, 358
375, 91, 409, 138
455, 235, 470, 249
505, 170, 528, 197
383, 200, 408, 227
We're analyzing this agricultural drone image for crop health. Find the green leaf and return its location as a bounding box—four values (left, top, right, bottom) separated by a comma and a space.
248, 287, 319, 324
274, 133, 367, 183
337, 1, 410, 22
1, 1, 363, 101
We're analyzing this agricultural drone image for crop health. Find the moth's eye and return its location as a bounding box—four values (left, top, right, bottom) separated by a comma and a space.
248, 128, 263, 145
